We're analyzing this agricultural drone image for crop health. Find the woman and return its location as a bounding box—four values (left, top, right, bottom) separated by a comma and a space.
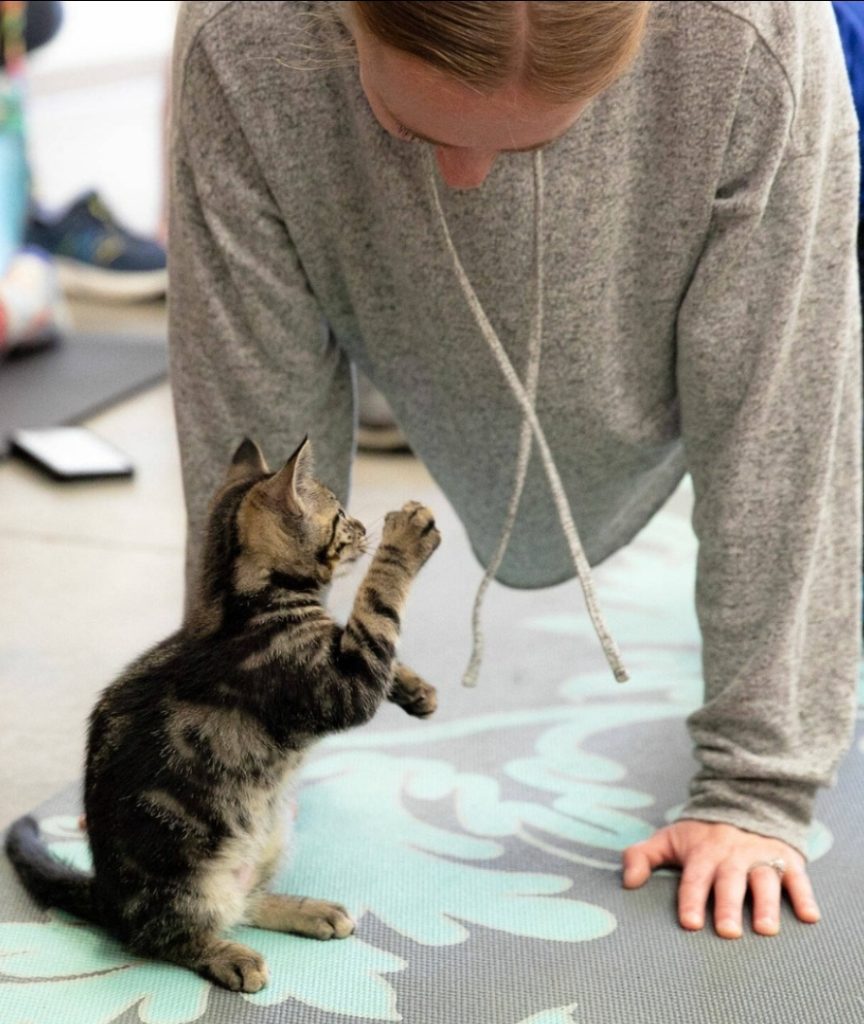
168, 2, 860, 940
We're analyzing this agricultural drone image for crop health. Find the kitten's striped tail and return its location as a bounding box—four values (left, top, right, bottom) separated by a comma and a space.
5, 815, 99, 923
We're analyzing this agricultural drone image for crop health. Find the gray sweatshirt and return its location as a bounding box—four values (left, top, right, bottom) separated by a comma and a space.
169, 0, 861, 856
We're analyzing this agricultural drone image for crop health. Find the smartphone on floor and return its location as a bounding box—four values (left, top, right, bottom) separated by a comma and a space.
9, 427, 135, 481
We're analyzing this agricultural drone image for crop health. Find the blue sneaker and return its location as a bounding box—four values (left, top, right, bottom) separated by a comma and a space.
26, 191, 166, 302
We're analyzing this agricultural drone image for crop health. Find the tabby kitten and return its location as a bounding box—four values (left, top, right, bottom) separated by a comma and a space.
5, 437, 440, 993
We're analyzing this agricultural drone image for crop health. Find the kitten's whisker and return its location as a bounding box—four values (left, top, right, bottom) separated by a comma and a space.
360, 532, 380, 555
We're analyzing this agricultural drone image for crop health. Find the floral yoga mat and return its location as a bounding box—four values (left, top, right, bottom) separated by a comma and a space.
2, 480, 863, 1024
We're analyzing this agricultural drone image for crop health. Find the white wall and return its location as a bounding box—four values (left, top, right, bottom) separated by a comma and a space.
24, 1, 178, 235
27, 0, 177, 80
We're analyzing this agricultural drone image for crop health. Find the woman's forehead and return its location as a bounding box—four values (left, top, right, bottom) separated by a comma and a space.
356, 28, 587, 152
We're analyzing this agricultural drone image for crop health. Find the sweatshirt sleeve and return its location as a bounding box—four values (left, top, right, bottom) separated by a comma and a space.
675, 8, 861, 856
168, 9, 355, 589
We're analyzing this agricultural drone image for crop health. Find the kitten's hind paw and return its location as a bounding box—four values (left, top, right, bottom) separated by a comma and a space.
294, 899, 356, 940
248, 893, 356, 939
198, 940, 268, 993
390, 665, 438, 718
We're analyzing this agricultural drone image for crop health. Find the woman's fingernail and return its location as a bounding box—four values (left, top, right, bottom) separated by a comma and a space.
718, 919, 742, 938
682, 912, 702, 929
756, 917, 779, 935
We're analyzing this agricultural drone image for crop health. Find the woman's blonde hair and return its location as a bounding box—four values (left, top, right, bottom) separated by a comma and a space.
349, 1, 651, 102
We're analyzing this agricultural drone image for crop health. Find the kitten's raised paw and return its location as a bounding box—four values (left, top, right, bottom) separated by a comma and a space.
198, 940, 268, 993
390, 666, 438, 718
382, 502, 441, 569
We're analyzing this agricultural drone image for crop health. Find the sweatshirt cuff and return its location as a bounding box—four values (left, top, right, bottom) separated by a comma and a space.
679, 776, 820, 859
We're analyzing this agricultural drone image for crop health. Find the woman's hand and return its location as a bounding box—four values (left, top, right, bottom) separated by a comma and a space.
622, 820, 820, 938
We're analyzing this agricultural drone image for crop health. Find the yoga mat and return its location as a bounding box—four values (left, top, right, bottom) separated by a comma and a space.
2, 482, 862, 1024
0, 332, 167, 457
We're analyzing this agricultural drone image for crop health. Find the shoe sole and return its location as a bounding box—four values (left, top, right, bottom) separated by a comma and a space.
55, 259, 167, 302
356, 424, 411, 452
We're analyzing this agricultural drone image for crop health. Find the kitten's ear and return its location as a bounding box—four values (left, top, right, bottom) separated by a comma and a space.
286, 435, 314, 477
261, 436, 313, 514
225, 438, 269, 485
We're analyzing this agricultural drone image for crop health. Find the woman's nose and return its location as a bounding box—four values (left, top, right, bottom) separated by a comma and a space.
435, 146, 498, 190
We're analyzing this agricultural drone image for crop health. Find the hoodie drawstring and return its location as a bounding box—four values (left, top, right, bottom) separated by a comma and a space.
425, 149, 629, 687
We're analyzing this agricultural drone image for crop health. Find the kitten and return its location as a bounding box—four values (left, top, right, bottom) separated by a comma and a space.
5, 437, 440, 993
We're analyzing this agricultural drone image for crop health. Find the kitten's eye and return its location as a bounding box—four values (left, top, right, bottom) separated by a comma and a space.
395, 121, 421, 143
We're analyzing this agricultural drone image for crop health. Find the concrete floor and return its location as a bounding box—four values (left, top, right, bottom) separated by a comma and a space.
0, 297, 441, 829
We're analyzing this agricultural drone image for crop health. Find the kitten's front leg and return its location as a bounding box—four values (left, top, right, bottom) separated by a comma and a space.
389, 662, 438, 718
337, 502, 440, 716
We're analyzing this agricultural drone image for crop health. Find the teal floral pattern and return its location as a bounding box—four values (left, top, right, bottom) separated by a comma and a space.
0, 913, 404, 1024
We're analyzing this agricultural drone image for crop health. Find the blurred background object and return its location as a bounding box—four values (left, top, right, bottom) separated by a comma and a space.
0, 0, 174, 357
26, 189, 167, 302
23, 0, 174, 243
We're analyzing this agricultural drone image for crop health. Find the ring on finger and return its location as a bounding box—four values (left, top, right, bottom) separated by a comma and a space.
747, 858, 786, 880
